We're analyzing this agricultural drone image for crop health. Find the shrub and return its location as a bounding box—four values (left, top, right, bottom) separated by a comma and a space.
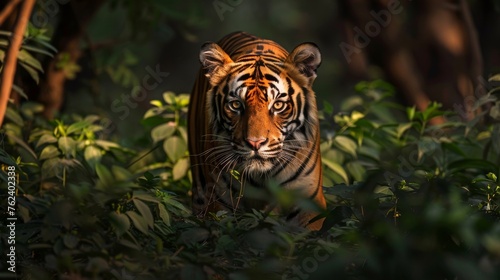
1, 80, 499, 279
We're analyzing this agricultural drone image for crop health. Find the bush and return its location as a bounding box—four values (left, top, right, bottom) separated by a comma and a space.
1, 80, 500, 279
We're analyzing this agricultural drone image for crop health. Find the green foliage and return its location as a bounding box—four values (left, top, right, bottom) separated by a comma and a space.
0, 24, 56, 96
2, 83, 500, 279
139, 91, 191, 191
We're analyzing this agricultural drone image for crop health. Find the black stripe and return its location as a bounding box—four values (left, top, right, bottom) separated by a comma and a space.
264, 74, 278, 83
286, 208, 301, 221
304, 150, 319, 176
286, 78, 295, 96
238, 73, 251, 82
308, 181, 321, 199
280, 138, 317, 185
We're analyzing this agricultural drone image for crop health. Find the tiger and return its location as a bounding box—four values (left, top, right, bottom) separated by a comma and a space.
187, 32, 326, 230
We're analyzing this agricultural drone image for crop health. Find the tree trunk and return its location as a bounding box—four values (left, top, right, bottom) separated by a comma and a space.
38, 0, 104, 119
339, 0, 485, 123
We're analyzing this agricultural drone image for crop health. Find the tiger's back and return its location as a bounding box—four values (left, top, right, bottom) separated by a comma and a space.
188, 32, 326, 230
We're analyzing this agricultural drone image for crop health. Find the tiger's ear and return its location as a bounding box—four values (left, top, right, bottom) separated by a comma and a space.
199, 42, 234, 86
287, 43, 321, 84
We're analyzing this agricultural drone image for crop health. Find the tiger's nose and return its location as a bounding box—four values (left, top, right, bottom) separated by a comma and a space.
245, 137, 268, 150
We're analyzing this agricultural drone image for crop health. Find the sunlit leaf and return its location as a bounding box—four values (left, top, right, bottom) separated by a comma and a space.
172, 157, 189, 181
84, 145, 102, 168
58, 136, 76, 157
151, 122, 176, 143
157, 204, 170, 225
334, 135, 357, 158
396, 123, 413, 139
163, 91, 176, 105
150, 100, 163, 107
164, 136, 187, 162
346, 161, 366, 182
322, 158, 349, 184
18, 49, 43, 71
126, 211, 149, 235
488, 73, 500, 82
67, 121, 90, 135
39, 145, 60, 160
133, 199, 154, 228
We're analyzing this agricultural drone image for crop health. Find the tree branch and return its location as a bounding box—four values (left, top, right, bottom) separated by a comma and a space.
0, 0, 21, 26
0, 0, 35, 127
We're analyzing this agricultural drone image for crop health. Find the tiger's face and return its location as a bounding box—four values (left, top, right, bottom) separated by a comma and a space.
200, 42, 321, 175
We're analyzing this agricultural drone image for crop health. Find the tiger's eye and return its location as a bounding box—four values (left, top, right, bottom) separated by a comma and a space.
273, 101, 285, 111
229, 100, 242, 110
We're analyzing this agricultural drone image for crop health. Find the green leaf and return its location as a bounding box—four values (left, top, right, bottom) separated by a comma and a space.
158, 204, 170, 225
163, 91, 176, 105
41, 157, 62, 178
150, 100, 163, 107
133, 191, 160, 202
21, 44, 54, 57
173, 158, 189, 181
177, 126, 188, 142
18, 49, 43, 71
151, 122, 176, 143
20, 102, 44, 118
19, 62, 40, 84
84, 145, 102, 168
68, 183, 90, 202
322, 158, 349, 184
488, 73, 500, 82
12, 84, 28, 99
112, 165, 132, 181
341, 96, 364, 111
94, 140, 120, 151
125, 211, 149, 235
109, 212, 130, 236
5, 107, 24, 126
441, 142, 466, 157
334, 135, 358, 157
346, 161, 366, 182
67, 121, 90, 135
177, 94, 190, 108
58, 136, 76, 157
350, 111, 365, 122
39, 145, 60, 160
164, 136, 187, 162
448, 159, 497, 174
396, 123, 413, 139
133, 199, 154, 228
406, 106, 416, 121
96, 163, 113, 186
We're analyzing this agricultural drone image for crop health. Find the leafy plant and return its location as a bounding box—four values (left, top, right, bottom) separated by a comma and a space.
139, 91, 191, 192
0, 24, 57, 97
1, 82, 500, 279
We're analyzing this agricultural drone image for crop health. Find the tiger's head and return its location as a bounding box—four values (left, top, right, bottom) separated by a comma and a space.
200, 42, 321, 175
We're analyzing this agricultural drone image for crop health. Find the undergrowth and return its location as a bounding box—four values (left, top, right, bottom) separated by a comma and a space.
1, 80, 500, 280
